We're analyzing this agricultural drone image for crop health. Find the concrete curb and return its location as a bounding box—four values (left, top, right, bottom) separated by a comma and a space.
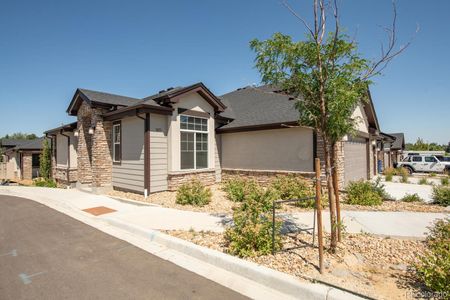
104, 217, 364, 300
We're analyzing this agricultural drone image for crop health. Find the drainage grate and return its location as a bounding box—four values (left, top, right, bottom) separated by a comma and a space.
82, 206, 117, 216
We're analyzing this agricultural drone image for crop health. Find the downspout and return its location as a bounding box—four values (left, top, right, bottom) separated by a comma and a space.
60, 130, 71, 185
136, 111, 151, 197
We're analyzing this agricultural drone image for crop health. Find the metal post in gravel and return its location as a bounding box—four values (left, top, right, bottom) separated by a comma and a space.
333, 167, 342, 242
315, 158, 324, 274
272, 201, 275, 255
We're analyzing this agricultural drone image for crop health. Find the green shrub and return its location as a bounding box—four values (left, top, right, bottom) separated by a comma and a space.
225, 188, 281, 257
176, 180, 212, 206
429, 172, 437, 178
441, 177, 449, 186
419, 178, 428, 185
415, 219, 449, 295
383, 167, 395, 181
223, 177, 259, 202
432, 186, 450, 207
401, 193, 422, 202
385, 173, 393, 182
396, 167, 409, 183
270, 175, 315, 208
345, 180, 383, 206
33, 178, 57, 188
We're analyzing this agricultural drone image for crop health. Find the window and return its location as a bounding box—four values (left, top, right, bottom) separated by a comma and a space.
180, 115, 208, 169
32, 153, 40, 167
412, 156, 422, 162
425, 156, 437, 163
112, 122, 121, 163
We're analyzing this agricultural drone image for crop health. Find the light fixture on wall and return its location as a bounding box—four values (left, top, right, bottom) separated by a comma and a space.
88, 127, 95, 135
74, 130, 79, 137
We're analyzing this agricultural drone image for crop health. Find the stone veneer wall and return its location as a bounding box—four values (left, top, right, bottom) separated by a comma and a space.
54, 167, 78, 187
316, 134, 345, 187
21, 152, 32, 180
76, 102, 112, 188
167, 170, 216, 191
77, 102, 93, 184
221, 169, 316, 186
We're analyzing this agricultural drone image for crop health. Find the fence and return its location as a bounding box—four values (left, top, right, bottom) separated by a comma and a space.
0, 161, 16, 180
271, 158, 324, 273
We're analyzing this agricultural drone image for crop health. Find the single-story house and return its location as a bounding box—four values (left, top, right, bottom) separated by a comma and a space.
0, 138, 45, 180
382, 132, 405, 167
45, 82, 383, 193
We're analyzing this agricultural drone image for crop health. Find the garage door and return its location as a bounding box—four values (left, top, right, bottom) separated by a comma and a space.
344, 137, 368, 185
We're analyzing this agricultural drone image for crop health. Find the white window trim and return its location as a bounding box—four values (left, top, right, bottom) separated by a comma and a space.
180, 114, 209, 170
112, 123, 121, 163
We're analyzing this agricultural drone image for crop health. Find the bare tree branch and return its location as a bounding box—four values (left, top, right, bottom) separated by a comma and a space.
281, 0, 315, 37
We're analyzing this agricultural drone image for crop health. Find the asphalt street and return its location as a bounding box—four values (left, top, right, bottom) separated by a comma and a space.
0, 195, 247, 300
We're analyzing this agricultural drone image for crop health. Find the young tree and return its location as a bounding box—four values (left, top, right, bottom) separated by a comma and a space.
39, 139, 51, 180
250, 0, 412, 251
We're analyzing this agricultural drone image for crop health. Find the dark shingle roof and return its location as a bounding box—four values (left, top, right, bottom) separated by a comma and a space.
218, 85, 299, 130
388, 133, 405, 150
0, 139, 30, 147
79, 89, 142, 107
6, 137, 46, 151
44, 122, 78, 134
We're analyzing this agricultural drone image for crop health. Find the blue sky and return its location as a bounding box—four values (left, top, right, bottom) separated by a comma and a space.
0, 0, 449, 144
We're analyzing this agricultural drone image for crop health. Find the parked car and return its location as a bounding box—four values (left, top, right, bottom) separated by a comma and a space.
395, 155, 450, 174
435, 155, 450, 162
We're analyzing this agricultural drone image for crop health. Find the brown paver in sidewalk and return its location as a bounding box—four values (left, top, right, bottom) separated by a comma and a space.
82, 206, 117, 216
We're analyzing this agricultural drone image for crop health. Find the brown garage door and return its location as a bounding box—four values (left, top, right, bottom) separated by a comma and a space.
344, 137, 368, 185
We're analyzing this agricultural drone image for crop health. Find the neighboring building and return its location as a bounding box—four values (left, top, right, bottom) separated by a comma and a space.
387, 133, 405, 163
0, 138, 45, 180
378, 132, 396, 171
45, 82, 383, 193
44, 122, 78, 187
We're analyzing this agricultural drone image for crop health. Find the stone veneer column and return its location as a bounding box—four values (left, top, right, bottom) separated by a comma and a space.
22, 152, 32, 180
316, 133, 345, 187
77, 102, 93, 184
91, 111, 112, 188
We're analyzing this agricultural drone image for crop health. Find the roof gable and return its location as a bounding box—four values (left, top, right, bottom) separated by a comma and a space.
66, 89, 141, 116
143, 82, 226, 113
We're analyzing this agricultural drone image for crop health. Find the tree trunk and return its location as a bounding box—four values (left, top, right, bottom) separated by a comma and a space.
331, 143, 342, 242
322, 135, 337, 251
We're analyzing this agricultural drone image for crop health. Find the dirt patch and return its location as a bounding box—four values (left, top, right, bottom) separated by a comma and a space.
340, 200, 447, 213
165, 230, 426, 300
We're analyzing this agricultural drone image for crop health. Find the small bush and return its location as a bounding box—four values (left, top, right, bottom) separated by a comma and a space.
441, 177, 449, 186
419, 178, 429, 185
385, 173, 393, 182
225, 188, 281, 257
223, 177, 260, 202
429, 172, 437, 178
432, 186, 450, 207
270, 175, 315, 208
396, 167, 409, 183
383, 167, 396, 176
33, 178, 57, 188
401, 193, 422, 202
415, 218, 449, 295
176, 180, 212, 206
345, 180, 383, 206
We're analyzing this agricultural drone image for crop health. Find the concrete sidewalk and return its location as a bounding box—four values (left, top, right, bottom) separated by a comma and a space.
0, 186, 447, 239
0, 186, 224, 232
290, 210, 448, 238
382, 181, 434, 202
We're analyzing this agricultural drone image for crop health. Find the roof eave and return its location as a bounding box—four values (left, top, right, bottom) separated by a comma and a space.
103, 104, 173, 121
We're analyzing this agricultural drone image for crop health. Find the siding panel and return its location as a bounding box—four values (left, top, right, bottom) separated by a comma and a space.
112, 117, 145, 193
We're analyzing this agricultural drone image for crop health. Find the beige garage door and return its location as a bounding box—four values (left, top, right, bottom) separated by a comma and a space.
344, 137, 368, 185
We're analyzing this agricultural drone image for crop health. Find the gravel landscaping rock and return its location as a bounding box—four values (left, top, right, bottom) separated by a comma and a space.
165, 230, 426, 300
109, 184, 446, 214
